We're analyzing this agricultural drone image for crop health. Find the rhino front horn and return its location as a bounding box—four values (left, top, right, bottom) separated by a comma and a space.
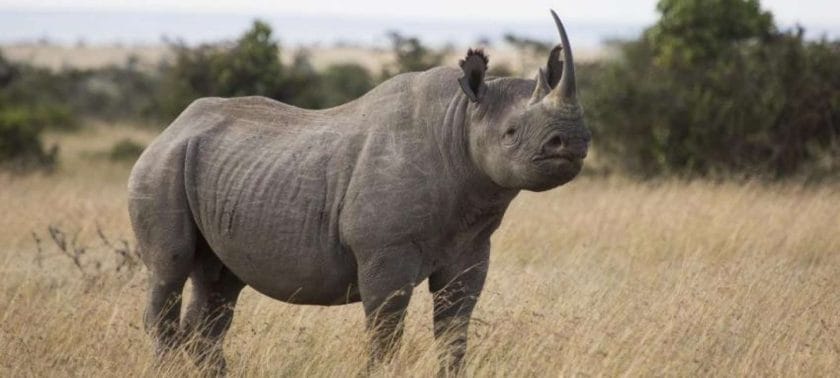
546, 10, 577, 105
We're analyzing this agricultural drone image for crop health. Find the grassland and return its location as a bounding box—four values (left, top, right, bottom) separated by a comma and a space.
1, 124, 839, 377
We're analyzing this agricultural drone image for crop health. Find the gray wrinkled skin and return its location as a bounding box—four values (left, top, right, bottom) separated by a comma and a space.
129, 11, 590, 374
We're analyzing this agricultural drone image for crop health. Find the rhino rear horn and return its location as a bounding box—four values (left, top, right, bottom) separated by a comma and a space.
458, 48, 488, 103
529, 44, 563, 105
529, 68, 551, 105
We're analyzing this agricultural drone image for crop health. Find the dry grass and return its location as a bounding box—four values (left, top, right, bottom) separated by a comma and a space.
1, 124, 839, 377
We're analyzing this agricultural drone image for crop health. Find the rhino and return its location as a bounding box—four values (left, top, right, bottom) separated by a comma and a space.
128, 10, 590, 374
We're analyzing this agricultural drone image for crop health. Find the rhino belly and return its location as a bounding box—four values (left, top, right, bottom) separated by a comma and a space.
212, 238, 361, 305
193, 170, 360, 305
207, 195, 359, 305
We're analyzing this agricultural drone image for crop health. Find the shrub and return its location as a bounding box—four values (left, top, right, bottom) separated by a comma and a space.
278, 50, 323, 109
318, 63, 375, 108
63, 61, 161, 122
156, 23, 378, 112
584, 0, 840, 179
0, 51, 70, 170
0, 107, 58, 170
0, 51, 79, 131
158, 20, 285, 119
108, 138, 145, 162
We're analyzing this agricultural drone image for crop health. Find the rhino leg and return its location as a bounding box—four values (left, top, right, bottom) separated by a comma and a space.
356, 245, 422, 367
130, 144, 199, 360
428, 244, 490, 376
145, 272, 189, 359
135, 210, 197, 359
181, 238, 245, 374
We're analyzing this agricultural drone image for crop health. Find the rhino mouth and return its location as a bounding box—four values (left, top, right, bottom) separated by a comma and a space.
531, 153, 579, 165
521, 157, 583, 192
531, 153, 583, 180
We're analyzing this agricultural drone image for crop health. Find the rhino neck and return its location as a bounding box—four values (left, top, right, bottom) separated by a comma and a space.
435, 91, 519, 203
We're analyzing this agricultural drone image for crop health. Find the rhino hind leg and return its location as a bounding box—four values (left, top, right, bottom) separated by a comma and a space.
145, 270, 189, 359
136, 213, 197, 361
181, 236, 245, 374
130, 146, 202, 362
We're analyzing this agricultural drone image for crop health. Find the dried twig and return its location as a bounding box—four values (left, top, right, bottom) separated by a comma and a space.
47, 224, 87, 276
36, 224, 143, 278
96, 224, 141, 273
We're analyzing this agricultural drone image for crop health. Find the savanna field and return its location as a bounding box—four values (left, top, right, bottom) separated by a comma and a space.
1, 124, 838, 377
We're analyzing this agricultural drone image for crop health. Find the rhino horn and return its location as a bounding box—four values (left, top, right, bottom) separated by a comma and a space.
529, 68, 551, 105
545, 10, 577, 105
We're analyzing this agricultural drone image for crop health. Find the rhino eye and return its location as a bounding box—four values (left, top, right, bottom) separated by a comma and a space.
502, 127, 518, 146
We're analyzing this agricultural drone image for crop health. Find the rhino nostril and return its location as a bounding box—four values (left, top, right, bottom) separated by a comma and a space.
543, 135, 565, 154
546, 135, 564, 149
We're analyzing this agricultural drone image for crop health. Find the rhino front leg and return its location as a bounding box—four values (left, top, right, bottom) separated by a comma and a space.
428, 245, 490, 376
356, 245, 422, 367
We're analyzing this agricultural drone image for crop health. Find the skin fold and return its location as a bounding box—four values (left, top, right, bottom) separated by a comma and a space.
129, 10, 590, 375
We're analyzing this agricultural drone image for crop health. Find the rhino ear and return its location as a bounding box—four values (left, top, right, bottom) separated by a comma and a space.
545, 44, 564, 89
458, 48, 488, 103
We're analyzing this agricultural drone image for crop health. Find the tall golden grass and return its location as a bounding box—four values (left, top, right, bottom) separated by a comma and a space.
1, 125, 838, 376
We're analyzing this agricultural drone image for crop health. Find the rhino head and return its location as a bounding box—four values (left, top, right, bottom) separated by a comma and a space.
458, 11, 591, 192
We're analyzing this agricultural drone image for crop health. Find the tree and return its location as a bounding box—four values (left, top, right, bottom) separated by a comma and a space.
646, 0, 775, 67
215, 20, 284, 98
158, 20, 285, 119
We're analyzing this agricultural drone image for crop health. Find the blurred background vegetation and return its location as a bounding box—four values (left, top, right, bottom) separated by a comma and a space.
586, 0, 840, 179
0, 0, 837, 179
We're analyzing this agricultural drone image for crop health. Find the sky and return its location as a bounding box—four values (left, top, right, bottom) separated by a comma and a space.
1, 0, 838, 24
0, 0, 837, 46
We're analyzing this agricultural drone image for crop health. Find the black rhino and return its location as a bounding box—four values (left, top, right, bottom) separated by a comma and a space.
128, 10, 590, 374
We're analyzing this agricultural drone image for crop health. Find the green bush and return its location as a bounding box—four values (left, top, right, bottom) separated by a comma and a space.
0, 52, 79, 131
0, 107, 58, 170
158, 20, 285, 118
63, 61, 161, 122
108, 138, 145, 162
1, 52, 160, 125
157, 22, 379, 113
0, 51, 74, 170
318, 63, 375, 108
584, 0, 840, 179
278, 50, 323, 109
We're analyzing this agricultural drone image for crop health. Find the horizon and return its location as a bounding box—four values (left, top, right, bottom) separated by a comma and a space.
2, 0, 839, 47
